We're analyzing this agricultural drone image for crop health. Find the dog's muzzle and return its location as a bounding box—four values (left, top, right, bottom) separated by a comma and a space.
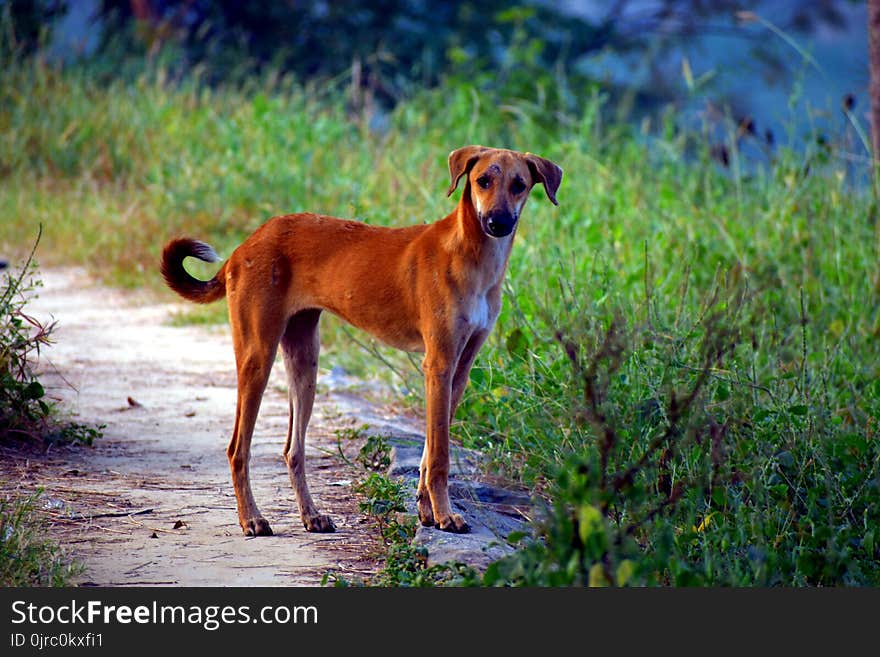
481, 210, 517, 238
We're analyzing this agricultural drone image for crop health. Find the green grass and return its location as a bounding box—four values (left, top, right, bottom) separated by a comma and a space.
1, 56, 878, 585
0, 492, 82, 586
327, 429, 477, 587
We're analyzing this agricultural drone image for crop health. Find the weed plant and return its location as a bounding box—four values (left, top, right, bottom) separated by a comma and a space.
0, 492, 82, 586
0, 230, 103, 446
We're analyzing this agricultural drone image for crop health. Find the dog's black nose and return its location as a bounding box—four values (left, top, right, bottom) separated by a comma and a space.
483, 212, 516, 238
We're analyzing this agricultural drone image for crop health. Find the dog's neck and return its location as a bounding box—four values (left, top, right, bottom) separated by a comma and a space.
447, 188, 515, 287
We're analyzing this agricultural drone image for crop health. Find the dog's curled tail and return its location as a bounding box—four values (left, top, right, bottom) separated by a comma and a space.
160, 237, 227, 304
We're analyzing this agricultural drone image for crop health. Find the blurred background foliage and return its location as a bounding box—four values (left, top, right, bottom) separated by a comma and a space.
1, 1, 868, 141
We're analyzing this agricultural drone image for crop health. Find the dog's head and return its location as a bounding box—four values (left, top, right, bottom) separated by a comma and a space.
447, 145, 562, 238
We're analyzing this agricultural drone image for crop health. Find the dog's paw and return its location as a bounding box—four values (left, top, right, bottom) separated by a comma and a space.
437, 513, 470, 534
243, 517, 274, 537
303, 514, 336, 533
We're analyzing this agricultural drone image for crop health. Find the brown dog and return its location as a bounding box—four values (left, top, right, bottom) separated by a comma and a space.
161, 145, 562, 536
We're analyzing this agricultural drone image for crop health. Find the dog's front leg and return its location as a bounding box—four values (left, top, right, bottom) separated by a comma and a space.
418, 352, 470, 533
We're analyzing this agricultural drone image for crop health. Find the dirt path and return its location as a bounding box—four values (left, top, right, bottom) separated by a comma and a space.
0, 268, 425, 586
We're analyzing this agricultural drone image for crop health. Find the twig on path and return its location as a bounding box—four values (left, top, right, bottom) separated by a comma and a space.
124, 561, 155, 575
39, 486, 125, 497
48, 517, 132, 535
63, 507, 155, 521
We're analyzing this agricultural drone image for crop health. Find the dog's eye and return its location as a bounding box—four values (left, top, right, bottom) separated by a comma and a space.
476, 175, 491, 190
511, 179, 526, 195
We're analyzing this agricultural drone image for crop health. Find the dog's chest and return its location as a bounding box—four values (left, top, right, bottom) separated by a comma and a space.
461, 289, 499, 334
468, 294, 492, 329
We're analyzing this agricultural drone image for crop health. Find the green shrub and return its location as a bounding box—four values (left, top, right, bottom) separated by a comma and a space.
0, 231, 101, 446
0, 233, 56, 443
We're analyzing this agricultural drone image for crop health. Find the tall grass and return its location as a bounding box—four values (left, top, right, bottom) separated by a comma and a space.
1, 56, 877, 584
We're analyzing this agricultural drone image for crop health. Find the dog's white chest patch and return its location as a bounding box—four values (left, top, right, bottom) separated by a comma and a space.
468, 295, 492, 330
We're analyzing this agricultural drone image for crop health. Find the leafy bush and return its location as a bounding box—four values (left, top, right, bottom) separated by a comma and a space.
0, 230, 101, 446
0, 233, 55, 443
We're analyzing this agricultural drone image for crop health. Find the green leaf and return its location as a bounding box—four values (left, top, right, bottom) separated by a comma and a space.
775, 450, 795, 469
788, 404, 808, 416
482, 561, 502, 586
577, 504, 603, 546
252, 93, 270, 117
505, 328, 530, 358
23, 381, 44, 400
588, 563, 609, 587
495, 6, 536, 22
770, 484, 789, 499
615, 559, 636, 586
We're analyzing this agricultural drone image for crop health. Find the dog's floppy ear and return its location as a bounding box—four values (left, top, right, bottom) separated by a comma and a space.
525, 153, 563, 206
447, 145, 488, 197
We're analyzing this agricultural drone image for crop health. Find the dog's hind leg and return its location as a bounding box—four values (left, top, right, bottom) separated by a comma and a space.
228, 326, 281, 537
281, 309, 335, 533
